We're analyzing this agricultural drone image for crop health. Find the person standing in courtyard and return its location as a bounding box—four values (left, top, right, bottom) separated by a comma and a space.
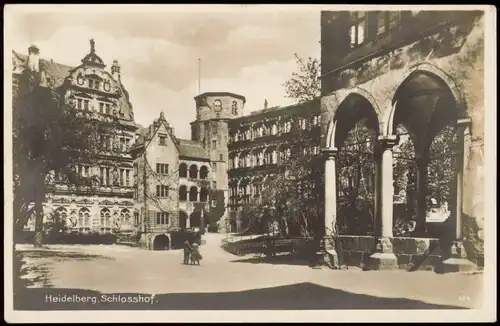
183, 240, 192, 265
190, 242, 202, 265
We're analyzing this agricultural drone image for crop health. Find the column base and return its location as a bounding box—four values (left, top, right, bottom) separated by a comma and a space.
368, 237, 398, 270
369, 252, 398, 270
323, 249, 340, 269
438, 258, 477, 273
436, 241, 478, 274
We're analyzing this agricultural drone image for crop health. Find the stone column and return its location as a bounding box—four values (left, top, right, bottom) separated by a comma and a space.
370, 135, 398, 270
440, 118, 476, 273
373, 145, 382, 238
414, 151, 429, 236
321, 147, 339, 269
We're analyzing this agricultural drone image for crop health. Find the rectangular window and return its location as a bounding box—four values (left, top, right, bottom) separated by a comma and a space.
99, 167, 104, 184
89, 80, 94, 89
212, 162, 217, 172
219, 153, 224, 161
159, 136, 167, 146
126, 170, 130, 187
388, 11, 401, 30
350, 12, 366, 47
84, 100, 89, 111
105, 168, 110, 185
99, 103, 104, 113
212, 181, 217, 189
95, 81, 100, 90
156, 212, 169, 225
376, 12, 386, 35
156, 185, 169, 197
156, 163, 168, 174
84, 166, 90, 177
212, 140, 217, 149
77, 99, 82, 110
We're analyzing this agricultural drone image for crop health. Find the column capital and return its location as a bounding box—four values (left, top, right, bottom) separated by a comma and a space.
321, 147, 338, 158
457, 117, 471, 129
377, 135, 399, 149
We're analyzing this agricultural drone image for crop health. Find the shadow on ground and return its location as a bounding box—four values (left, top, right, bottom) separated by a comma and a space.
19, 250, 114, 262
14, 250, 113, 289
230, 253, 317, 266
14, 283, 467, 310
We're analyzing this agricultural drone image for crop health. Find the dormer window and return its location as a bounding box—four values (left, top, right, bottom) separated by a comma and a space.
99, 102, 104, 113
105, 103, 111, 115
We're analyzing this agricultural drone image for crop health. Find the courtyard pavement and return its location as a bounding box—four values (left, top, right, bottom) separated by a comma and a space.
14, 233, 483, 310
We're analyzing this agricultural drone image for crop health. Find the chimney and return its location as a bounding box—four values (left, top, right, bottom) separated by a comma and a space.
27, 45, 40, 72
111, 59, 121, 81
264, 98, 268, 110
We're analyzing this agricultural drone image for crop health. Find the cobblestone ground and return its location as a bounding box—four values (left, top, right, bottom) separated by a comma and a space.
15, 233, 483, 310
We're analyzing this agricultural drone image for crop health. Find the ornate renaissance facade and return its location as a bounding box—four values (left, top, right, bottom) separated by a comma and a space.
13, 40, 141, 235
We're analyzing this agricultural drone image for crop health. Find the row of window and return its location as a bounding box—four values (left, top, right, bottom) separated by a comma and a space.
229, 184, 263, 206
213, 99, 239, 115
229, 146, 321, 169
179, 163, 211, 179
99, 134, 132, 152
75, 97, 113, 115
231, 116, 320, 143
53, 207, 131, 229
349, 11, 419, 48
72, 165, 132, 187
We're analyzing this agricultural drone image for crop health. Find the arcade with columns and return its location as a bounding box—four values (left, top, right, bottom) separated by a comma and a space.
320, 63, 480, 272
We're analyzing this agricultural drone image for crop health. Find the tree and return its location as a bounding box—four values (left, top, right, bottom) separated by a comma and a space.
283, 53, 321, 104
240, 110, 323, 238
13, 67, 120, 247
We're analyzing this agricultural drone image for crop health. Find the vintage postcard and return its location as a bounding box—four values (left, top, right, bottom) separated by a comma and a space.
4, 4, 496, 323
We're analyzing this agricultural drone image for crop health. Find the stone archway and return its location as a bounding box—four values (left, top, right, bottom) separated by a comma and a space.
153, 234, 170, 251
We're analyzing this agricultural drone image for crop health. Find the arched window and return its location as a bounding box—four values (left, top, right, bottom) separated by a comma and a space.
189, 186, 198, 202
79, 207, 90, 228
239, 152, 246, 168
200, 166, 209, 180
232, 101, 238, 115
120, 209, 130, 225
69, 210, 77, 229
55, 207, 67, 226
189, 165, 198, 179
100, 208, 111, 228
179, 185, 188, 201
214, 99, 222, 112
179, 163, 188, 178
200, 188, 209, 202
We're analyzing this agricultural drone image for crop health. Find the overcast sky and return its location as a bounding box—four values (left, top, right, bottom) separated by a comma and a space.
9, 6, 320, 139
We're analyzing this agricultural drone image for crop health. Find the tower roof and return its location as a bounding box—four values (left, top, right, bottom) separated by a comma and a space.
194, 92, 246, 103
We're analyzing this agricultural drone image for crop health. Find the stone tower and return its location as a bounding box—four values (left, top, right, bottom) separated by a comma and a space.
190, 92, 246, 232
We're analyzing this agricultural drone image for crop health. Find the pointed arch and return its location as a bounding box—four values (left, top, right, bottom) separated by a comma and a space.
325, 87, 382, 149
382, 62, 465, 136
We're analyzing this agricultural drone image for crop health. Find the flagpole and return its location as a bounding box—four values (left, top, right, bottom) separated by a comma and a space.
198, 58, 201, 95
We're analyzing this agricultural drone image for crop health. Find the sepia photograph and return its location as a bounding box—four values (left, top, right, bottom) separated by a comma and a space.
3, 4, 496, 323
